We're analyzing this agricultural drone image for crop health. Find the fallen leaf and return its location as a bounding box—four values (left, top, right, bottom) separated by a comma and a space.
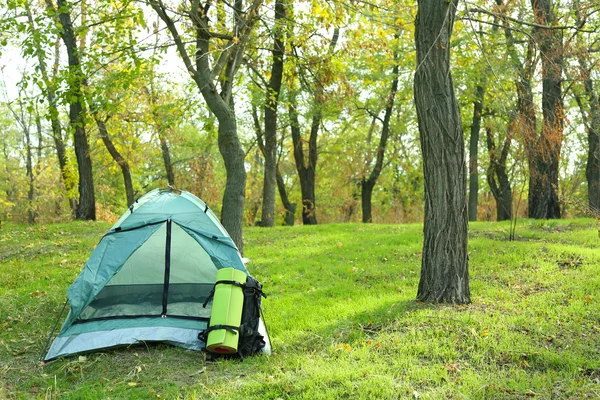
127, 382, 137, 387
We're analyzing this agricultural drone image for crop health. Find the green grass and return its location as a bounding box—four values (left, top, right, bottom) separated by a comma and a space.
1, 219, 599, 399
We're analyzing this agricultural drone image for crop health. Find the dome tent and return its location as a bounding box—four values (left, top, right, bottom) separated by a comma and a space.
43, 188, 267, 361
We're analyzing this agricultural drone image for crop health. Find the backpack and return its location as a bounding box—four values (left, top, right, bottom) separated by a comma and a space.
199, 274, 267, 359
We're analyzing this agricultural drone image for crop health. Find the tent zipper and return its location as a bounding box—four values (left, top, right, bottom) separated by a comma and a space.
161, 219, 172, 317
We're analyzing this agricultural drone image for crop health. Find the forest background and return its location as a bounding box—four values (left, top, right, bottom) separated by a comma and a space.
1, 0, 599, 241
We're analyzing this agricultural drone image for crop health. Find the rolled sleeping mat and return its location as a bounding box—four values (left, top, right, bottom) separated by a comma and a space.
206, 268, 247, 354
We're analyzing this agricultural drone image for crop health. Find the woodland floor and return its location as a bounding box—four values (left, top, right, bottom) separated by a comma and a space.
1, 219, 599, 399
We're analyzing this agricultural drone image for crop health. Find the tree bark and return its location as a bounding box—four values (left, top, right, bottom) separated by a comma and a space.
528, 0, 563, 219
94, 115, 135, 206
486, 127, 513, 221
361, 58, 399, 223
468, 84, 485, 221
51, 0, 96, 220
414, 0, 470, 304
260, 0, 285, 227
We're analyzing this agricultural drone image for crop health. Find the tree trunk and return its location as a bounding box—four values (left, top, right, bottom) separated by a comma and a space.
1, 141, 15, 220
149, 0, 261, 253
574, 3, 600, 213
289, 100, 318, 225
414, 0, 470, 304
51, 0, 96, 220
260, 0, 285, 227
94, 115, 135, 206
276, 165, 296, 226
275, 164, 296, 226
486, 127, 513, 221
159, 133, 175, 186
468, 84, 485, 222
361, 180, 374, 223
26, 4, 77, 215
361, 58, 399, 223
586, 128, 600, 212
215, 110, 246, 253
528, 0, 563, 219
24, 120, 35, 224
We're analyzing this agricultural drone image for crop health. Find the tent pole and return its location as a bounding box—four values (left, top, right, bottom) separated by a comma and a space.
39, 297, 69, 362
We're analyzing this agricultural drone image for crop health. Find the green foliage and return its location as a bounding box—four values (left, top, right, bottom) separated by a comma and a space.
1, 219, 599, 398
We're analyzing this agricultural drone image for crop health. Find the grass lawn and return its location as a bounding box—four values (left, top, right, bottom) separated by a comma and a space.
1, 219, 599, 399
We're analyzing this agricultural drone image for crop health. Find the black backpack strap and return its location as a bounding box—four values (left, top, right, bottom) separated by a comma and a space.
202, 279, 246, 308
198, 324, 241, 342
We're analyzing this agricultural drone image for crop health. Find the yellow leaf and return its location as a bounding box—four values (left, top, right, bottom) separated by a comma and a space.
128, 382, 137, 387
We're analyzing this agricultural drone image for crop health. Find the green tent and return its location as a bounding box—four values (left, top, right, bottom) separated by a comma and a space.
43, 188, 266, 361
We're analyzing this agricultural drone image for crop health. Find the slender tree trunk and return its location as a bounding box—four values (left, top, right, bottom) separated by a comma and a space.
576, 89, 600, 211
286, 28, 338, 225
50, 0, 96, 220
24, 122, 35, 224
361, 57, 399, 223
26, 4, 76, 215
486, 127, 513, 221
289, 100, 318, 225
275, 165, 296, 226
414, 0, 470, 304
260, 0, 285, 227
574, 2, 600, 212
159, 133, 175, 186
94, 115, 135, 206
468, 84, 485, 221
528, 0, 563, 219
149, 0, 261, 252
143, 85, 176, 187
1, 142, 15, 220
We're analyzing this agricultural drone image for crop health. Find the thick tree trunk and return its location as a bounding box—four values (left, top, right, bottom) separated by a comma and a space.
414, 0, 470, 304
94, 116, 135, 206
276, 165, 296, 226
486, 127, 513, 221
52, 0, 96, 220
528, 0, 563, 219
361, 60, 399, 223
468, 84, 485, 221
260, 0, 285, 227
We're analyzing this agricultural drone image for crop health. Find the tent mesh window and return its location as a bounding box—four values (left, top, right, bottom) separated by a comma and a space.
77, 222, 216, 322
